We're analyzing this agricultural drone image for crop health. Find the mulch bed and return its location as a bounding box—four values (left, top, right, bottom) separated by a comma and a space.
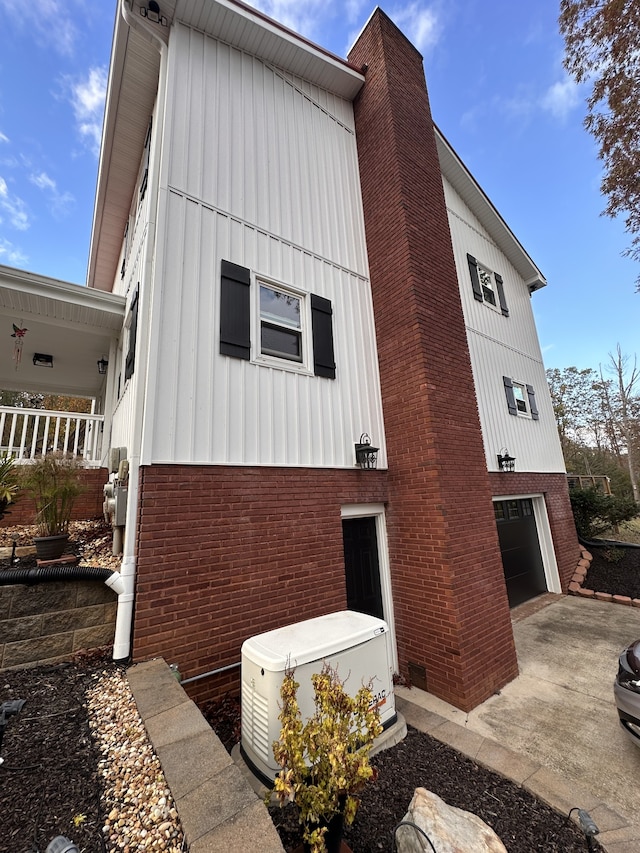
584, 541, 640, 599
1, 650, 118, 853
203, 697, 599, 852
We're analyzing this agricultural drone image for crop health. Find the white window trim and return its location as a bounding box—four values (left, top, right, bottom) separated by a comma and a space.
512, 380, 531, 418
493, 494, 561, 593
252, 273, 313, 375
478, 262, 501, 313
340, 503, 398, 672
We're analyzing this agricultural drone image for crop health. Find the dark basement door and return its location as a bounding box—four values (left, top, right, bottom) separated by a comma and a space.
494, 498, 547, 607
342, 516, 384, 619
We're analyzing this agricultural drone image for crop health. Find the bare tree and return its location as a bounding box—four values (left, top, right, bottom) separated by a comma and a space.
604, 345, 640, 501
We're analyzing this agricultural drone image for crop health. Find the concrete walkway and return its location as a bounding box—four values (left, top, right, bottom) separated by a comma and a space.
127, 594, 640, 851
396, 593, 640, 852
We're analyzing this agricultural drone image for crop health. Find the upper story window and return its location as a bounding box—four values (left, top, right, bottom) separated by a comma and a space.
503, 375, 539, 420
259, 284, 303, 363
467, 254, 509, 316
219, 260, 336, 379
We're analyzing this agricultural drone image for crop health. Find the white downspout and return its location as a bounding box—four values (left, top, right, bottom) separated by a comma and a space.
111, 0, 169, 662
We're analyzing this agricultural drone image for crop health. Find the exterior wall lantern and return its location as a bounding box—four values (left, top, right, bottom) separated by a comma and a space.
97, 356, 109, 375
497, 448, 516, 472
355, 433, 379, 470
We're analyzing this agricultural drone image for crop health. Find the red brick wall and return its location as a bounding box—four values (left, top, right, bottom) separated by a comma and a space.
2, 467, 107, 526
489, 472, 580, 591
349, 11, 518, 711
133, 464, 388, 705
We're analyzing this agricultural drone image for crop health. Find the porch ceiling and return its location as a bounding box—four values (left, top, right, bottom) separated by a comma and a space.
0, 265, 125, 398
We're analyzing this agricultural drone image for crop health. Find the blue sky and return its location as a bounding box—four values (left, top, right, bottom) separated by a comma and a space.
0, 0, 637, 375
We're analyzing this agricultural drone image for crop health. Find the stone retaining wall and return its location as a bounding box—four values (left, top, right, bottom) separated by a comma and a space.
0, 579, 116, 669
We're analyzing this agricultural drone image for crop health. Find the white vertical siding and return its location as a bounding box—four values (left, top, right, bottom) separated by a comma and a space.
165, 23, 368, 276
444, 177, 565, 474
140, 23, 384, 468
149, 191, 385, 467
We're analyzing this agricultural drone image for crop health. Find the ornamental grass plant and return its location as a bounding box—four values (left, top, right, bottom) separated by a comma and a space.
21, 452, 85, 537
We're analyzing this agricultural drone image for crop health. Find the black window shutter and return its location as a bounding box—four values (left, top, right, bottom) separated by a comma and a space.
311, 294, 336, 379
526, 384, 539, 420
467, 254, 483, 302
494, 273, 509, 316
220, 260, 251, 360
125, 287, 139, 381
503, 375, 517, 416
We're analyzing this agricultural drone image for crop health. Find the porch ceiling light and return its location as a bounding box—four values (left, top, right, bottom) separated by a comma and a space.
497, 448, 516, 472
355, 433, 379, 470
33, 353, 53, 368
97, 356, 109, 375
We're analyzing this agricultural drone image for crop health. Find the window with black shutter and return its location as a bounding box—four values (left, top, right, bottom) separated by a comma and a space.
219, 260, 335, 378
124, 286, 139, 381
139, 118, 152, 202
468, 253, 508, 315
503, 375, 539, 419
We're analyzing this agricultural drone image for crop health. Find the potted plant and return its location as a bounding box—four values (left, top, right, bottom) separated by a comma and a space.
21, 453, 84, 560
0, 454, 19, 521
272, 663, 383, 853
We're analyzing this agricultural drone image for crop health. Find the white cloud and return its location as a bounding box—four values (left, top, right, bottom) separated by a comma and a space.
30, 172, 56, 193
250, 0, 328, 40
67, 66, 108, 157
0, 236, 28, 267
541, 76, 580, 121
29, 170, 74, 218
0, 131, 9, 144
391, 2, 441, 55
0, 176, 30, 231
0, 0, 79, 56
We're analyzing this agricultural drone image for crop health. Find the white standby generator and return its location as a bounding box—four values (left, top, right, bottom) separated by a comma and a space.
240, 610, 396, 784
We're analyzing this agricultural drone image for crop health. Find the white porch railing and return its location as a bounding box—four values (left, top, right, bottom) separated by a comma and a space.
0, 406, 104, 466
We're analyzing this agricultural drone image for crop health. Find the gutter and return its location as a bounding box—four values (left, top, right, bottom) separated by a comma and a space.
106, 0, 170, 664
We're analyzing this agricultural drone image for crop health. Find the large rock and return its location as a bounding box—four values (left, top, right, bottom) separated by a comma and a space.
395, 788, 507, 853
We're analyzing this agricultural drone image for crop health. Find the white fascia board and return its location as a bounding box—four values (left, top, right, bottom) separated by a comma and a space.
0, 264, 125, 329
435, 125, 547, 292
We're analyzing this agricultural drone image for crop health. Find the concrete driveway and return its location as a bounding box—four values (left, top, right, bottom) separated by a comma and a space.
396, 594, 640, 827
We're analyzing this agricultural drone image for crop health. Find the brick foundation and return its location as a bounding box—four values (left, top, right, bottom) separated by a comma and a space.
133, 464, 388, 705
349, 11, 518, 711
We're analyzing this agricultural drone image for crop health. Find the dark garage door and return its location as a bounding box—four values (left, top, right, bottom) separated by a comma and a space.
494, 498, 547, 608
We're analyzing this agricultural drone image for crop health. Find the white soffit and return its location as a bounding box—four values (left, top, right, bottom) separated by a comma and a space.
177, 0, 365, 99
435, 126, 547, 292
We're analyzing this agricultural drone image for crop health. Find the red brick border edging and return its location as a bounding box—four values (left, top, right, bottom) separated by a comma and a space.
568, 547, 640, 607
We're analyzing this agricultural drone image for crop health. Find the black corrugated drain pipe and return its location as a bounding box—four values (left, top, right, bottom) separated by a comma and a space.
0, 565, 124, 593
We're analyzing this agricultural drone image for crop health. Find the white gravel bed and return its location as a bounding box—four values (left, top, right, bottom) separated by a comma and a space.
86, 669, 186, 852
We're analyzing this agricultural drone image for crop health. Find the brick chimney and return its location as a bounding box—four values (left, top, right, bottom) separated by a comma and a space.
349, 10, 518, 710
